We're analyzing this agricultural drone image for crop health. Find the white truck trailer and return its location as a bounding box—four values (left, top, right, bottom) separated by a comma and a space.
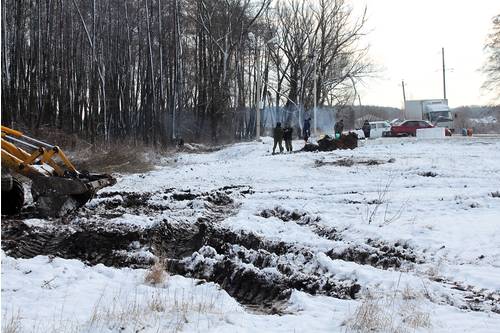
404, 99, 453, 129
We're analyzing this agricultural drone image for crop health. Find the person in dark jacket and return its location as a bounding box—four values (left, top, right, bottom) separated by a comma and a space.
273, 122, 284, 154
303, 117, 311, 142
283, 124, 293, 152
362, 120, 371, 139
334, 119, 344, 137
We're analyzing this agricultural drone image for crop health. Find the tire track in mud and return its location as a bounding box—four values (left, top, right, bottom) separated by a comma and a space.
157, 222, 361, 310
1, 186, 248, 268
2, 187, 499, 314
258, 205, 420, 269
1, 219, 151, 268
1, 185, 360, 312
428, 276, 500, 314
256, 205, 500, 314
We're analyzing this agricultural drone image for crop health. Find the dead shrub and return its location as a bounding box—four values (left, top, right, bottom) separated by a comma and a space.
362, 175, 408, 226
363, 177, 393, 224
144, 259, 168, 286
12, 124, 88, 152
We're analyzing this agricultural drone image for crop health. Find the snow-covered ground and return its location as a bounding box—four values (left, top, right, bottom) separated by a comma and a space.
3, 136, 500, 332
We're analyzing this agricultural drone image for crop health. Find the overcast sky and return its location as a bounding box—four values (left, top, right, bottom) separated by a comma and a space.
356, 0, 500, 108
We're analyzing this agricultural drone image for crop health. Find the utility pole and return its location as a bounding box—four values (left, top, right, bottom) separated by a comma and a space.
255, 44, 261, 141
402, 80, 407, 119
313, 54, 317, 136
401, 80, 407, 103
442, 47, 447, 100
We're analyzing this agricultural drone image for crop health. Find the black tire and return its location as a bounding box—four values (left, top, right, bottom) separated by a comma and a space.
1, 177, 25, 215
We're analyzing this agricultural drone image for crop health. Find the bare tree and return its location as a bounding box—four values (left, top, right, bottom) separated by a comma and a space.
483, 14, 500, 101
267, 0, 372, 131
1, 0, 370, 145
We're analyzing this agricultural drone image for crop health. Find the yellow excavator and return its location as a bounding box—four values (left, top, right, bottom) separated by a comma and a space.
1, 126, 116, 217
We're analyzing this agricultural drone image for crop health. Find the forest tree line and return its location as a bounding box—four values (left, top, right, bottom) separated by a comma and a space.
1, 0, 371, 145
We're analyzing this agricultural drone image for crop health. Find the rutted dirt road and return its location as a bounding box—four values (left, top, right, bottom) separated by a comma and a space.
2, 182, 499, 314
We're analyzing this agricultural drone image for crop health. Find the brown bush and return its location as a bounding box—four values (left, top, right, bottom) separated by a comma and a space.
144, 260, 168, 286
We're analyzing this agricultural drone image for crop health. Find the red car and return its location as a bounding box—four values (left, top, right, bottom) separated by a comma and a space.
390, 120, 452, 137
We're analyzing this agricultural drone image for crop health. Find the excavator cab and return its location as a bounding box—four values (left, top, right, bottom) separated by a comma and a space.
1, 126, 116, 217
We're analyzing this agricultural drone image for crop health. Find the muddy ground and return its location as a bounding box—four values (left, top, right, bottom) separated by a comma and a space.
2, 185, 499, 314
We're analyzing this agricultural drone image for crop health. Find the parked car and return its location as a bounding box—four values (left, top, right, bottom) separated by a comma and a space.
369, 121, 391, 138
390, 120, 452, 137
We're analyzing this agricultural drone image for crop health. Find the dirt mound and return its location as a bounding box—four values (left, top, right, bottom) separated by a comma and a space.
1, 219, 152, 268
419, 171, 438, 177
319, 133, 358, 150
171, 191, 199, 201
259, 206, 342, 241
167, 244, 361, 310
315, 158, 396, 167
155, 219, 360, 309
327, 239, 420, 270
302, 133, 358, 152
432, 278, 500, 314
260, 206, 311, 223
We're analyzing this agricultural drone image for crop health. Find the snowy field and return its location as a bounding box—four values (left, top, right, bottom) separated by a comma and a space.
2, 135, 500, 332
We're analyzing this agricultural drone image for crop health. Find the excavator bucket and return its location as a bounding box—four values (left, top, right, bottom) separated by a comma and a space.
31, 173, 116, 217
1, 125, 117, 217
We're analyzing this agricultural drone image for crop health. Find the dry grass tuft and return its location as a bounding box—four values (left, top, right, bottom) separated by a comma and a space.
144, 259, 168, 286
347, 297, 390, 332
400, 305, 431, 330
344, 287, 431, 333
401, 285, 418, 300
85, 283, 224, 332
2, 311, 22, 333
147, 291, 166, 312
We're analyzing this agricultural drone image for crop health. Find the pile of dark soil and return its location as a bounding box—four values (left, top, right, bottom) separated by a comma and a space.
302, 133, 358, 152
1, 219, 151, 268
327, 239, 419, 269
490, 191, 500, 198
418, 171, 438, 177
315, 158, 396, 167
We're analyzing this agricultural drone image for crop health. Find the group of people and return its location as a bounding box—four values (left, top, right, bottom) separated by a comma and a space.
272, 118, 346, 154
272, 123, 293, 154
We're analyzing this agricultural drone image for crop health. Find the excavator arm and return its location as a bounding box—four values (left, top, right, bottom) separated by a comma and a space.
1, 126, 116, 217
